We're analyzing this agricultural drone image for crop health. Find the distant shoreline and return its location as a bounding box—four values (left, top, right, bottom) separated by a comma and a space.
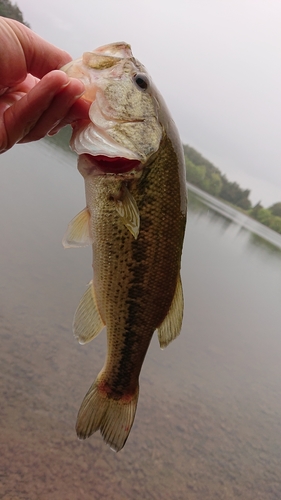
184, 144, 281, 235
187, 182, 281, 251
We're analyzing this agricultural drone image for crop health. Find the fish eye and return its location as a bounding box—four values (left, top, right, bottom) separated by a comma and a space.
133, 73, 149, 91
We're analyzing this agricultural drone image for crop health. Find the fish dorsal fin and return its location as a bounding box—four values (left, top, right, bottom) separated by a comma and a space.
114, 187, 140, 239
73, 281, 105, 344
157, 274, 184, 349
62, 208, 93, 248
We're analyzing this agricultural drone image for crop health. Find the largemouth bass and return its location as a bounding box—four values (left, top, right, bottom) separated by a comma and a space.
62, 42, 187, 452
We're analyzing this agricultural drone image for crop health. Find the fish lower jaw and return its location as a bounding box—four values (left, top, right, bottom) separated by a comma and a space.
70, 121, 142, 162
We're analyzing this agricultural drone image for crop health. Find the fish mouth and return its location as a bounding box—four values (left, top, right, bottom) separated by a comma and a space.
81, 154, 142, 176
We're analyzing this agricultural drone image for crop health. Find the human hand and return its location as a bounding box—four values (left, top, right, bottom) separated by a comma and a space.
0, 17, 90, 153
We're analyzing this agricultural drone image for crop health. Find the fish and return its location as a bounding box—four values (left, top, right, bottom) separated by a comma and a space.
61, 42, 187, 452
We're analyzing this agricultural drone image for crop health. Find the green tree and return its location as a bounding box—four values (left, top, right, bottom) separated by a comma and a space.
219, 176, 252, 209
269, 216, 281, 233
185, 159, 206, 187
184, 144, 251, 209
202, 172, 222, 197
0, 0, 29, 26
210, 172, 223, 197
268, 202, 281, 217
250, 202, 263, 219
184, 144, 221, 177
256, 208, 272, 226
236, 196, 251, 210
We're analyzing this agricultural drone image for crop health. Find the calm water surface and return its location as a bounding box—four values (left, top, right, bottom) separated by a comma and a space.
1, 139, 281, 499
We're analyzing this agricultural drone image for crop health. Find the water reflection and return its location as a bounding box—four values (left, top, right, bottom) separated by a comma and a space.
188, 184, 281, 258
248, 232, 281, 257
0, 141, 281, 499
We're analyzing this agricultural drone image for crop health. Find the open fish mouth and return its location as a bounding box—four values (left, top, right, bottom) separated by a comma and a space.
81, 153, 142, 175
70, 101, 148, 176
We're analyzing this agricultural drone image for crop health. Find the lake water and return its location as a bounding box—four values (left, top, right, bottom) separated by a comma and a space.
1, 138, 281, 500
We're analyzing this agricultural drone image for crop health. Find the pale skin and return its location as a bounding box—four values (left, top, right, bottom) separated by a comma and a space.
0, 17, 90, 153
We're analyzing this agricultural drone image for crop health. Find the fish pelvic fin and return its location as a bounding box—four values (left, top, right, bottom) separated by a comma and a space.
114, 186, 140, 239
76, 376, 139, 452
157, 274, 184, 349
62, 207, 93, 248
73, 281, 105, 344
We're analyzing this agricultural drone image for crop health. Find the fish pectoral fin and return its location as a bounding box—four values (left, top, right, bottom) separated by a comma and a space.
73, 281, 105, 344
62, 207, 93, 248
114, 187, 140, 239
76, 375, 139, 452
157, 274, 184, 349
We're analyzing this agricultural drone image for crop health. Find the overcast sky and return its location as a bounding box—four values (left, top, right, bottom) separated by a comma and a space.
18, 0, 281, 206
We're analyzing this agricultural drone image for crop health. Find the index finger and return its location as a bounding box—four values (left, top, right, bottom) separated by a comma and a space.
1, 18, 72, 83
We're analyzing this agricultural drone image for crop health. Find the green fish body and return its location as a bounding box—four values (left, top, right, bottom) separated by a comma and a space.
62, 42, 187, 451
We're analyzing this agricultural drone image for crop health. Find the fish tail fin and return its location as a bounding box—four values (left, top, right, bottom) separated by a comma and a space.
76, 376, 139, 452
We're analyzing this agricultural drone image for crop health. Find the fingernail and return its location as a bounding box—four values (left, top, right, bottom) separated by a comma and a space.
69, 77, 85, 95
61, 80, 71, 89
74, 90, 85, 99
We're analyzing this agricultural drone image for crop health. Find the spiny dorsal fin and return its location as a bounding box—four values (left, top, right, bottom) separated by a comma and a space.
76, 375, 139, 452
73, 281, 105, 344
157, 274, 184, 349
62, 207, 92, 248
114, 187, 140, 239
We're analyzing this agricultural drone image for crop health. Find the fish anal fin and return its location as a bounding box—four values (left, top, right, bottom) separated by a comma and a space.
157, 274, 184, 349
114, 187, 140, 239
76, 376, 139, 452
73, 281, 105, 344
62, 207, 92, 248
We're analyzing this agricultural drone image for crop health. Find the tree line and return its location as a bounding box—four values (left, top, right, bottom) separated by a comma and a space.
184, 144, 281, 235
0, 0, 29, 26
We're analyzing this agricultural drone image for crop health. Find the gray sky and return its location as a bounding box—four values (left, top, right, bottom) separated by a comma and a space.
18, 0, 281, 206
